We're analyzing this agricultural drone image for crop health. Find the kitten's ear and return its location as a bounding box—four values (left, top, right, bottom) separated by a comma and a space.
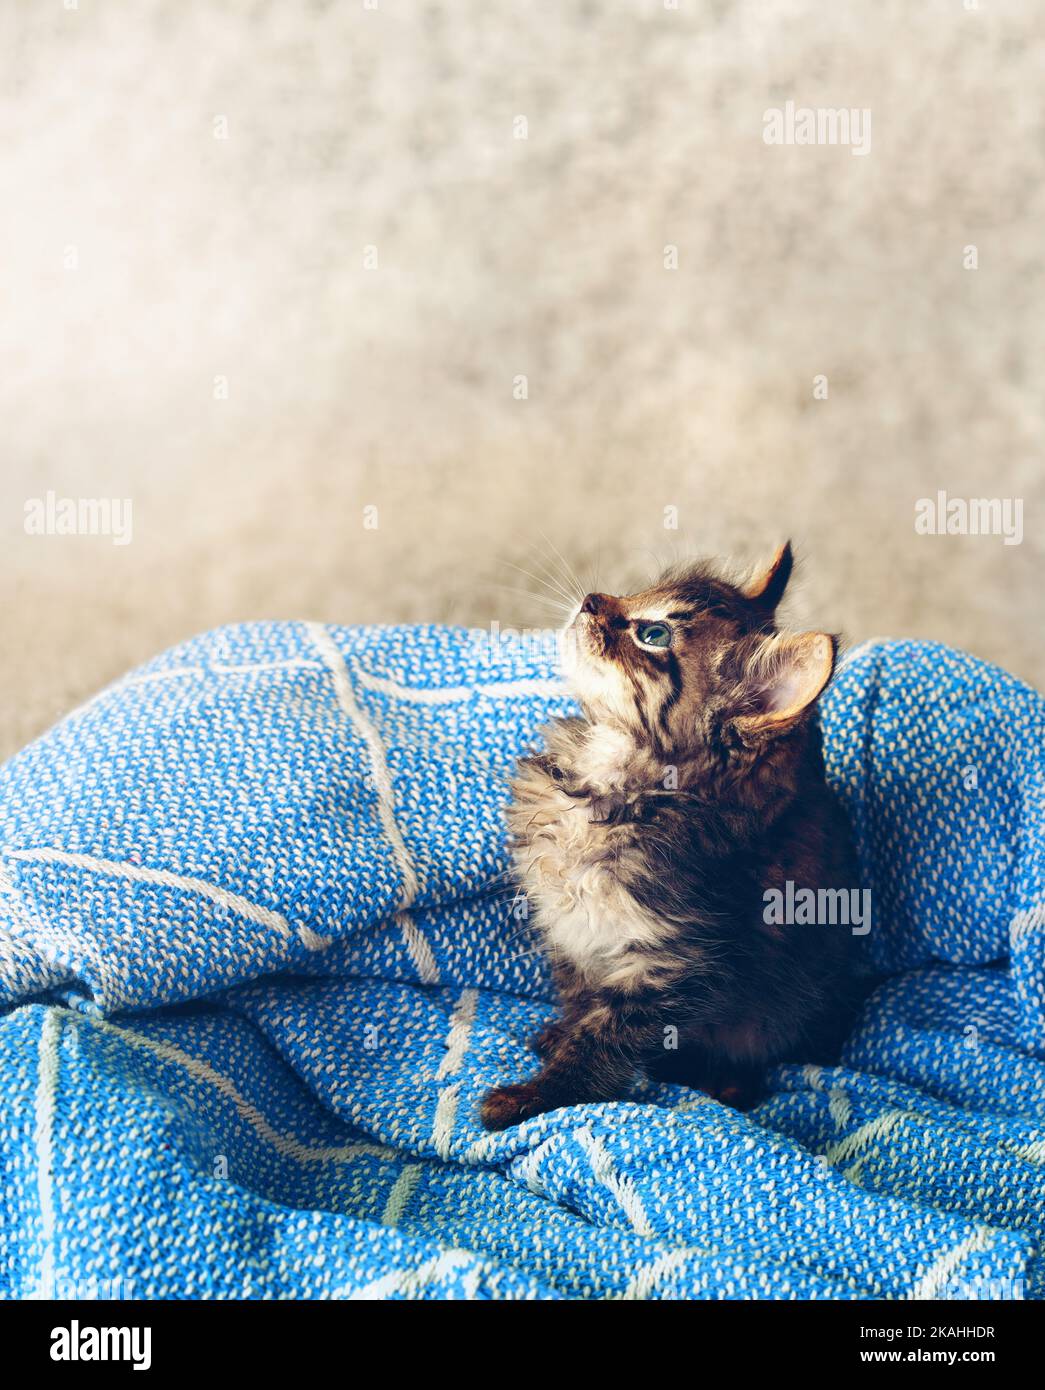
743, 541, 793, 613
734, 631, 837, 741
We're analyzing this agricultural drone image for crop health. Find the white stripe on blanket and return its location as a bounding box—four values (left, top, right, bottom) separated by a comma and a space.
307, 622, 421, 910
67, 1012, 395, 1166
909, 1228, 994, 1301
77, 655, 565, 711
6, 848, 330, 952
574, 1125, 654, 1238
30, 1011, 60, 1300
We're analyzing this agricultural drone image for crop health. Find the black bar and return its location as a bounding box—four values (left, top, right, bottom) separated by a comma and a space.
1, 1297, 1032, 1373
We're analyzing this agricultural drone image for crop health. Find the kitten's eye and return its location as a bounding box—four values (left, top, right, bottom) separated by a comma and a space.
636, 622, 672, 649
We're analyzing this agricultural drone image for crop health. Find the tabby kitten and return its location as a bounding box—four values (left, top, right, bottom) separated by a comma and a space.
480, 543, 860, 1131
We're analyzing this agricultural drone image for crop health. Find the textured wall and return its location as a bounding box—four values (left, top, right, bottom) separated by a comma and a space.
2, 0, 1042, 757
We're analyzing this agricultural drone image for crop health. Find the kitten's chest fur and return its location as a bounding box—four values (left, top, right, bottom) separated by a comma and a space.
509, 722, 696, 993
508, 715, 857, 1055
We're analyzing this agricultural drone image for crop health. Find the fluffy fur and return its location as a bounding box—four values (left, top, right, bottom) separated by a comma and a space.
480, 543, 862, 1131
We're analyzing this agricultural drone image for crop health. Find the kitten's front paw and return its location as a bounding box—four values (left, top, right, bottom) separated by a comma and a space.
479, 1082, 544, 1131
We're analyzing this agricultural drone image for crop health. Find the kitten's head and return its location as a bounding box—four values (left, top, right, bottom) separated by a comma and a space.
561, 542, 837, 771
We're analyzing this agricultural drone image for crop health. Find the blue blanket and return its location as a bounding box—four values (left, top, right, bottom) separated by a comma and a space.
1, 623, 1042, 1300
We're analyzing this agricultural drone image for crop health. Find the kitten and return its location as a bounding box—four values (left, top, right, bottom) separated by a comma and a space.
480, 542, 860, 1131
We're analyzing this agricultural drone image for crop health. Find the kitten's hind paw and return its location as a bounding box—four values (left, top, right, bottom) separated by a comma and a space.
479, 1082, 544, 1131
708, 1075, 765, 1111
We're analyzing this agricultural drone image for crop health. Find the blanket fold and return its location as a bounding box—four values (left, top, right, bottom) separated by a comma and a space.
0, 624, 1042, 1300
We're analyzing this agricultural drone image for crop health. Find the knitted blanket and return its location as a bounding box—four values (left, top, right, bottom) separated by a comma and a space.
0, 623, 1042, 1300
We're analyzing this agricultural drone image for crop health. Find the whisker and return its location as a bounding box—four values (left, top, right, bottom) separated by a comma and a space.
521, 543, 584, 608
500, 558, 578, 609
525, 549, 581, 610
585, 546, 603, 596
488, 584, 575, 619
533, 530, 586, 604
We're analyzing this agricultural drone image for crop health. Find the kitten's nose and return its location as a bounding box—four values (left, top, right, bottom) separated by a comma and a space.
581, 593, 604, 615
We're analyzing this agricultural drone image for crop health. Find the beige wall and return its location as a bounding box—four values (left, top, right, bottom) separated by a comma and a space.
3, 0, 1042, 758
